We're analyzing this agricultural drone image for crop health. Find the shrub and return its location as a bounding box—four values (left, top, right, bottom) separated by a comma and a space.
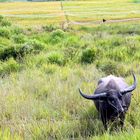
1, 19, 11, 26
0, 27, 11, 39
12, 26, 23, 35
18, 44, 34, 57
0, 16, 11, 26
12, 34, 27, 44
47, 52, 64, 66
17, 39, 45, 56
49, 29, 65, 44
25, 39, 45, 52
81, 47, 97, 64
0, 46, 18, 60
0, 39, 45, 61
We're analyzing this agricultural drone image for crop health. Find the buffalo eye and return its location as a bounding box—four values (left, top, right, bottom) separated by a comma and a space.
111, 100, 115, 104
118, 93, 122, 99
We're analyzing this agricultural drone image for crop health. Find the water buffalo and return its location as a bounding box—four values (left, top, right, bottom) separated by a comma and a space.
79, 73, 137, 130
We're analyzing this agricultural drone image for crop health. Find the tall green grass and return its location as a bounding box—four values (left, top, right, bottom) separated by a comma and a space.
0, 16, 140, 139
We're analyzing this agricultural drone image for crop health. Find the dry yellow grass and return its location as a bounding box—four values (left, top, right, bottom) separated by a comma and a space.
0, 0, 140, 26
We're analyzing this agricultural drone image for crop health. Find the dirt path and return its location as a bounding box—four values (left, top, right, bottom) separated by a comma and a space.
68, 17, 140, 25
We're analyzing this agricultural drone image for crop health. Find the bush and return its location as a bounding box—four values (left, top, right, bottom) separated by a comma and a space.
81, 47, 97, 64
18, 44, 33, 57
0, 39, 45, 61
0, 16, 11, 26
12, 26, 23, 35
47, 52, 64, 66
0, 46, 18, 60
49, 29, 65, 44
25, 39, 45, 52
17, 39, 45, 57
12, 34, 27, 44
1, 19, 11, 26
0, 27, 11, 39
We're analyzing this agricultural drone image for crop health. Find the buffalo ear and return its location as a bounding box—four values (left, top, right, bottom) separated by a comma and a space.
79, 88, 107, 100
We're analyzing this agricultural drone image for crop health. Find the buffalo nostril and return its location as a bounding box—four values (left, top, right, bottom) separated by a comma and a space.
119, 108, 124, 113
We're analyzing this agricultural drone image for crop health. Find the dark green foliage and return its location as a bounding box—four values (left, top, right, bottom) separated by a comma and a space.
0, 39, 45, 61
81, 47, 97, 64
0, 45, 20, 60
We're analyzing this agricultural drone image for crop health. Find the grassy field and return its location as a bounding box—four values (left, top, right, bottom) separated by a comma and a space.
0, 0, 140, 26
0, 0, 140, 140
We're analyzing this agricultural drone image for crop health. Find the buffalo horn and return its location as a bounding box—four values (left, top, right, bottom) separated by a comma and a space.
79, 88, 107, 100
121, 73, 137, 94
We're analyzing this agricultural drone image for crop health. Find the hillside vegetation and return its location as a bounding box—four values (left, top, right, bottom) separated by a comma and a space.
0, 14, 140, 139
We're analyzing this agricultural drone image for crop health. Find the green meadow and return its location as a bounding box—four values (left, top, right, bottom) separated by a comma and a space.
0, 0, 140, 139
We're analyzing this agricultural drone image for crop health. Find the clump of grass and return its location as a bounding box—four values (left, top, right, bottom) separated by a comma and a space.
80, 47, 97, 64
47, 52, 65, 66
96, 60, 130, 76
0, 27, 11, 39
24, 39, 45, 52
0, 15, 11, 27
0, 58, 20, 76
49, 29, 66, 44
0, 45, 19, 60
12, 26, 24, 35
12, 34, 27, 44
